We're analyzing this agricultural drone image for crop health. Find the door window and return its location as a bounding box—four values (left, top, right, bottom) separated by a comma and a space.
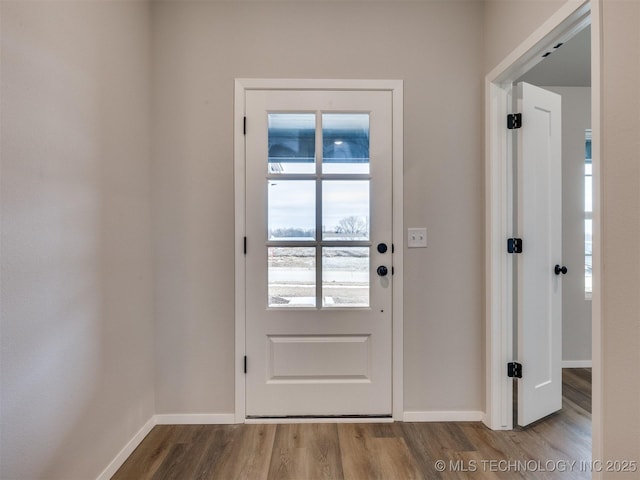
266, 113, 372, 308
584, 129, 592, 297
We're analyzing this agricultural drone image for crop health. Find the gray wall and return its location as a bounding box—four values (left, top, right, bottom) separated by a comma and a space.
151, 0, 485, 415
0, 2, 154, 478
483, 0, 567, 73
599, 0, 640, 470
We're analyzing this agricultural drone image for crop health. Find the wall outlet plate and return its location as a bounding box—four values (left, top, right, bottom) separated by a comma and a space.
408, 227, 427, 248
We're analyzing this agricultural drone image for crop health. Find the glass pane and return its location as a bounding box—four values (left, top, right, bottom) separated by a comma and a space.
269, 247, 316, 307
585, 165, 592, 213
585, 255, 593, 294
322, 181, 369, 240
322, 247, 369, 307
268, 114, 315, 174
268, 180, 315, 240
322, 114, 369, 174
585, 219, 592, 295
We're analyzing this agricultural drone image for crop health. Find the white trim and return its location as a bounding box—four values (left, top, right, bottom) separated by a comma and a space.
485, 81, 514, 431
391, 82, 404, 421
245, 417, 394, 425
234, 78, 402, 92
403, 411, 484, 423
485, 0, 598, 433
589, 3, 603, 479
234, 79, 247, 423
562, 360, 593, 369
155, 414, 237, 425
95, 417, 156, 480
234, 78, 404, 423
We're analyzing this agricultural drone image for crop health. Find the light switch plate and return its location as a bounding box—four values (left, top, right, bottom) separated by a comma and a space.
408, 227, 427, 248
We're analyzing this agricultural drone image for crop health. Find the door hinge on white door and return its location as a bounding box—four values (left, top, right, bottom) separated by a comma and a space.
243, 116, 247, 135
244, 237, 247, 255
508, 362, 522, 378
507, 238, 523, 254
507, 113, 522, 129
244, 356, 247, 374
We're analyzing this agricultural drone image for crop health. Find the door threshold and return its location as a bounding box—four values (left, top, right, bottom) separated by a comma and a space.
245, 414, 393, 424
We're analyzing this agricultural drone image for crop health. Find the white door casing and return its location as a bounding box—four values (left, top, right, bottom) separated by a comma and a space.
236, 81, 403, 419
516, 82, 563, 427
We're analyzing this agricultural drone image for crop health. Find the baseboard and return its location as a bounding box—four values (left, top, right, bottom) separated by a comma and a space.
562, 360, 592, 368
155, 413, 236, 425
96, 416, 156, 480
403, 410, 484, 422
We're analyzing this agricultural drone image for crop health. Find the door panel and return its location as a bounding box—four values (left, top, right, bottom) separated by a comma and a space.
516, 82, 563, 427
245, 89, 393, 417
266, 335, 371, 382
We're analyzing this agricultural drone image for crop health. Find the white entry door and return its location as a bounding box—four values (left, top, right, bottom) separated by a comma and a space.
516, 82, 563, 426
244, 89, 393, 417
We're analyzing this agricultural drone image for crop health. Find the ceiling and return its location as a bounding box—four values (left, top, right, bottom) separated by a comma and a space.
518, 25, 591, 87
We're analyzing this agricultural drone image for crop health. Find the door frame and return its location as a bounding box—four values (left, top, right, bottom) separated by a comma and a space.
234, 79, 404, 423
484, 0, 602, 468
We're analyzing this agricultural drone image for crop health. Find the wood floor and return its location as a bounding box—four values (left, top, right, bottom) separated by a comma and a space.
112, 369, 591, 480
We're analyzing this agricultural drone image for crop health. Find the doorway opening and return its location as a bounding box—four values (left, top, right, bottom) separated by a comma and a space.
513, 25, 592, 427
484, 0, 600, 459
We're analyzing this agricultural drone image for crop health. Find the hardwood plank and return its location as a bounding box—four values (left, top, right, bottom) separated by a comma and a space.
457, 423, 529, 480
204, 424, 276, 480
268, 423, 344, 480
151, 425, 213, 480
397, 422, 445, 479
111, 425, 175, 480
337, 423, 422, 480
191, 425, 241, 480
562, 368, 592, 413
336, 424, 379, 479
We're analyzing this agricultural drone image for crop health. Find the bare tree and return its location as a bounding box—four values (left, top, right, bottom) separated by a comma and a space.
335, 216, 367, 235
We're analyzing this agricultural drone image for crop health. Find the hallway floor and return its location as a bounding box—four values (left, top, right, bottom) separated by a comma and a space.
112, 369, 591, 479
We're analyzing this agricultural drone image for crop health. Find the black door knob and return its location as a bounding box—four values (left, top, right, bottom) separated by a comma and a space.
377, 243, 388, 254
377, 265, 388, 277
554, 265, 568, 275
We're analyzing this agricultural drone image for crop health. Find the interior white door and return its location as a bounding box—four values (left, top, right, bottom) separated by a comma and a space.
244, 89, 393, 417
516, 82, 563, 427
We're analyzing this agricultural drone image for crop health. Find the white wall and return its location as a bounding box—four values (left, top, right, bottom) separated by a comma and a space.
152, 0, 485, 415
0, 2, 154, 479
545, 86, 592, 364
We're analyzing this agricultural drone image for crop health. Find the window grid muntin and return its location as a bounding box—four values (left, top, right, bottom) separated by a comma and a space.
267, 111, 372, 309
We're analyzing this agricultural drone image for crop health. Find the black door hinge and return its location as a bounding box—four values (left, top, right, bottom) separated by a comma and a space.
243, 116, 247, 135
508, 362, 522, 378
244, 356, 247, 374
243, 236, 247, 255
507, 238, 523, 254
507, 113, 522, 129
